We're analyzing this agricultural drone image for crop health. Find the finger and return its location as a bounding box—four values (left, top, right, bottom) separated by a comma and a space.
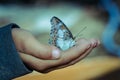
67, 46, 93, 66
23, 39, 61, 60
68, 39, 100, 65
90, 39, 100, 48
43, 44, 93, 72
42, 38, 93, 72
42, 39, 100, 72
12, 28, 60, 59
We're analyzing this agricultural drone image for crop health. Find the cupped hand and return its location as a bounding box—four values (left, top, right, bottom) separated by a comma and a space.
12, 28, 100, 73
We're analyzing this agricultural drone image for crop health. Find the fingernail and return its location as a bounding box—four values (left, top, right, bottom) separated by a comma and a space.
87, 44, 91, 49
90, 39, 100, 48
52, 49, 60, 59
93, 43, 97, 47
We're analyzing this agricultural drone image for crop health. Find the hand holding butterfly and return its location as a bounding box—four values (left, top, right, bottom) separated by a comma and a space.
12, 28, 100, 73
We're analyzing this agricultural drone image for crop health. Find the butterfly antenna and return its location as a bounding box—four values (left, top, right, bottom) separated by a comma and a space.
78, 34, 83, 38
74, 26, 87, 40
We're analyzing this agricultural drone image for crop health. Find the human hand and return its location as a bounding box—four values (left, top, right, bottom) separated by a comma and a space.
12, 28, 100, 73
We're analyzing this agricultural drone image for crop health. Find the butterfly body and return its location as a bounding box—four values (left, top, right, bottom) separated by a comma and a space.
49, 16, 75, 51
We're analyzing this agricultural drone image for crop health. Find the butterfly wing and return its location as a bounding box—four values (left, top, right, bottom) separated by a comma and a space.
49, 16, 75, 50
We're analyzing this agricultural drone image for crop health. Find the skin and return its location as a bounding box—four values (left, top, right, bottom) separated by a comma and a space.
12, 28, 100, 73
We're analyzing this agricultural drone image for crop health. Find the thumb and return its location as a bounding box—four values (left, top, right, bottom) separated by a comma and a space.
23, 41, 61, 60
12, 28, 61, 60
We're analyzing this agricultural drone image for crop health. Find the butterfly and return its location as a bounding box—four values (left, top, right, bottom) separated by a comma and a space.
49, 16, 75, 51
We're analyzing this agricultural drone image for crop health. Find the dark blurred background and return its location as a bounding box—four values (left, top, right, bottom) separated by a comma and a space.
0, 0, 99, 5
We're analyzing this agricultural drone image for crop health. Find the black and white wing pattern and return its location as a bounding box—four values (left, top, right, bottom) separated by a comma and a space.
49, 16, 75, 51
